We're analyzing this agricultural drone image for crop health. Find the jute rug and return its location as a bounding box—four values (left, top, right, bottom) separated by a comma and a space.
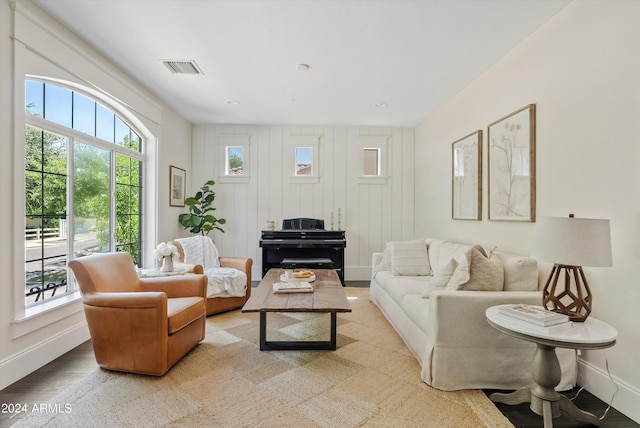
14, 288, 512, 427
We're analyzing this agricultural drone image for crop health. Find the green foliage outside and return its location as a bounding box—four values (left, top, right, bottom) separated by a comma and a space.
25, 126, 142, 266
229, 151, 243, 169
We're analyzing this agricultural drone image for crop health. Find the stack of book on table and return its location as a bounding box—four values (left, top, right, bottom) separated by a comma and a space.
273, 282, 314, 293
499, 304, 571, 333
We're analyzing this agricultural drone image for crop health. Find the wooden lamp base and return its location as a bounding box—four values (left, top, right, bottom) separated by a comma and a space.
542, 264, 592, 322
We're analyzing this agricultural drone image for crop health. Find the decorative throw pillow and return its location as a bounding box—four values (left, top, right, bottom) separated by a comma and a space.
389, 239, 430, 276
421, 258, 457, 298
501, 255, 539, 291
446, 244, 504, 291
373, 244, 392, 274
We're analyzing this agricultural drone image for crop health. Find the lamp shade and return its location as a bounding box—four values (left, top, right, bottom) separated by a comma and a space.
531, 216, 612, 267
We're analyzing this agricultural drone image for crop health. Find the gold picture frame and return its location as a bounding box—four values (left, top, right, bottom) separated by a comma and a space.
169, 165, 186, 207
452, 130, 482, 220
487, 104, 536, 222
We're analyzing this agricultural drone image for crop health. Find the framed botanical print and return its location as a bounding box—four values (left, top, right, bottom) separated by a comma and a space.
452, 130, 482, 220
169, 165, 186, 207
487, 104, 536, 222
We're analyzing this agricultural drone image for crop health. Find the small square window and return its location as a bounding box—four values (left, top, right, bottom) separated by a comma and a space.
217, 134, 251, 183
287, 135, 319, 183
226, 146, 244, 175
357, 135, 388, 184
363, 148, 380, 176
295, 147, 313, 176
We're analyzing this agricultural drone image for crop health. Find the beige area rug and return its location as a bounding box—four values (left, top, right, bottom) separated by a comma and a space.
14, 288, 513, 427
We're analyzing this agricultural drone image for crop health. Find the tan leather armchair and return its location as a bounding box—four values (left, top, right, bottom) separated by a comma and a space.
170, 237, 253, 316
68, 252, 207, 376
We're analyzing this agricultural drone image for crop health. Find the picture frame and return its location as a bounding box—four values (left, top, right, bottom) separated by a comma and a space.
452, 130, 482, 220
487, 104, 536, 222
169, 165, 186, 207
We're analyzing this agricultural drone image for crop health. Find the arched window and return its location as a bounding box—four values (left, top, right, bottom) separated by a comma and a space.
24, 79, 144, 307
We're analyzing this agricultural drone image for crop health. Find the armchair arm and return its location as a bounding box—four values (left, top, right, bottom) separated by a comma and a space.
426, 290, 542, 348
138, 274, 207, 299
82, 291, 166, 309
174, 261, 203, 274
219, 257, 252, 273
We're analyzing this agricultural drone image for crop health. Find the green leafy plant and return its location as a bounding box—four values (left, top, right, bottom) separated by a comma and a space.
178, 180, 226, 235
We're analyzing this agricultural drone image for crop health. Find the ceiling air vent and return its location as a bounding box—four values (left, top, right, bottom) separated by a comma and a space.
162, 60, 203, 75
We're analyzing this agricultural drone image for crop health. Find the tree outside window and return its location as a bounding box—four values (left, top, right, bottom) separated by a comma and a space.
24, 79, 144, 306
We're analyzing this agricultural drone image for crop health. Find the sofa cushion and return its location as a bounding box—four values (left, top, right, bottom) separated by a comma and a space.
377, 274, 429, 306
498, 253, 539, 291
421, 258, 457, 298
167, 296, 205, 335
389, 240, 430, 276
427, 239, 472, 277
447, 245, 504, 291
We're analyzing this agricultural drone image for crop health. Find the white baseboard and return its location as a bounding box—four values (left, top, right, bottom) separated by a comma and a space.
0, 322, 90, 390
577, 356, 640, 424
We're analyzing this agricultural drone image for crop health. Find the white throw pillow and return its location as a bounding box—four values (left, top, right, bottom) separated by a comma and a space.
421, 258, 457, 298
389, 240, 430, 276
373, 244, 392, 274
447, 244, 504, 291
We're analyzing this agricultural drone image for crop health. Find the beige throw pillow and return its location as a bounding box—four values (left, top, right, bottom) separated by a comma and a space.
389, 240, 430, 276
446, 244, 504, 291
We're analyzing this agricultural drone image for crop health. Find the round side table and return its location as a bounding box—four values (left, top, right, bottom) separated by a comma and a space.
486, 305, 617, 428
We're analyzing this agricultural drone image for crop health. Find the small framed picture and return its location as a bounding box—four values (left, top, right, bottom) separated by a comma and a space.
169, 165, 186, 207
452, 130, 482, 220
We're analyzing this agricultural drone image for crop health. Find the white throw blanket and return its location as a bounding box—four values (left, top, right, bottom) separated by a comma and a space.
175, 236, 247, 298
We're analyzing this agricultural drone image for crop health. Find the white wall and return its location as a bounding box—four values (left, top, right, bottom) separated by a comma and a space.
415, 0, 640, 422
191, 125, 415, 280
156, 111, 193, 246
0, 0, 193, 389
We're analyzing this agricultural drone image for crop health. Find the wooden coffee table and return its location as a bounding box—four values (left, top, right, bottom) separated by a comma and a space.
241, 268, 352, 351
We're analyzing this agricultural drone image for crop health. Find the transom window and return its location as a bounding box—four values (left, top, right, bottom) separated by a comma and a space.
24, 79, 144, 307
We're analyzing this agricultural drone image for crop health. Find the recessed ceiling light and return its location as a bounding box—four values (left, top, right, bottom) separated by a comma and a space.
373, 102, 388, 108
295, 64, 310, 71
226, 100, 240, 105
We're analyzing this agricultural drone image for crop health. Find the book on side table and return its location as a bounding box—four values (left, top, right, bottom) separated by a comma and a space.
272, 282, 314, 293
500, 304, 569, 326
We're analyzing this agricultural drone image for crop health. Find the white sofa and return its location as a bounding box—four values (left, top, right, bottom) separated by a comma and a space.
369, 238, 577, 391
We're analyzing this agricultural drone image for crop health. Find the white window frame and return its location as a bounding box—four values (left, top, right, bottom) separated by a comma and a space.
217, 134, 251, 184
357, 135, 389, 184
287, 135, 320, 183
14, 77, 149, 336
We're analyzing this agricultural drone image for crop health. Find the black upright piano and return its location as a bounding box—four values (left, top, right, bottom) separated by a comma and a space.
259, 218, 346, 285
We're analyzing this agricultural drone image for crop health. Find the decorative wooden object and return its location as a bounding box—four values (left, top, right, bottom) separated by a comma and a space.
542, 264, 592, 322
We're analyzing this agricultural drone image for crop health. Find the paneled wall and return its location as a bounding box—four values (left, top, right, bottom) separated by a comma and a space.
191, 125, 415, 280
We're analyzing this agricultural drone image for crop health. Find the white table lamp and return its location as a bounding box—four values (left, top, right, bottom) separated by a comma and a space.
531, 215, 612, 322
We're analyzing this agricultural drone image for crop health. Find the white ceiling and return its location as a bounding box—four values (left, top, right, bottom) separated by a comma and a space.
35, 0, 570, 127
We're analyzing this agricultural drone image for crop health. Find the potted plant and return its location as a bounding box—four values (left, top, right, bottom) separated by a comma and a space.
178, 180, 226, 235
